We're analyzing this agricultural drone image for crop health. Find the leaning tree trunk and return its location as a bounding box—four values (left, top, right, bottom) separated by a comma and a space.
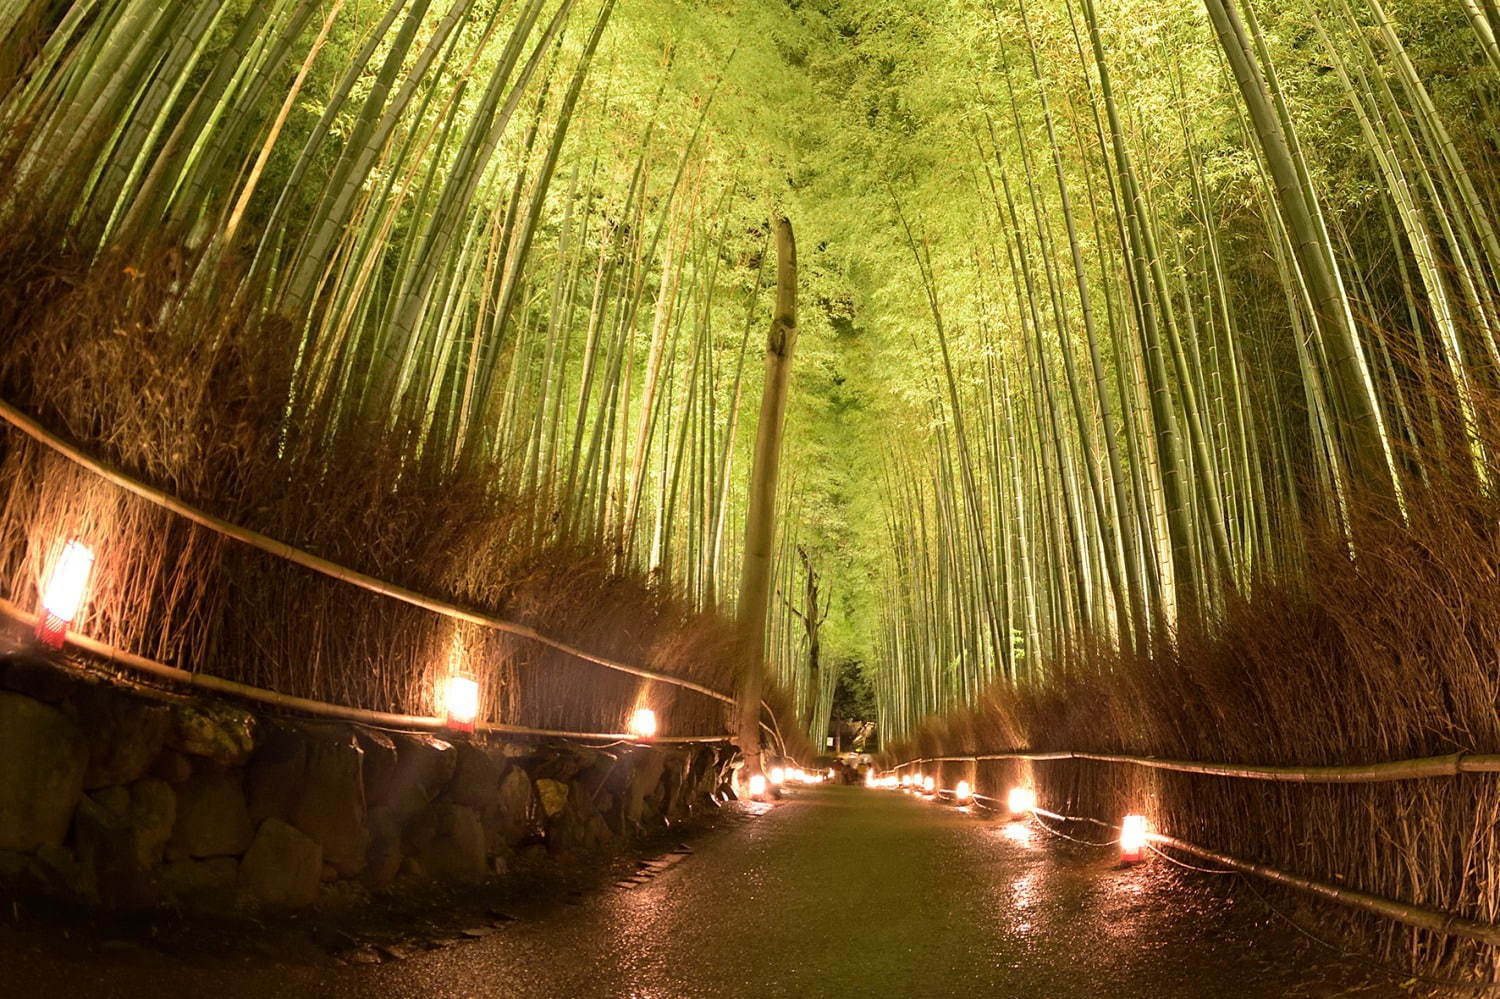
737, 215, 798, 782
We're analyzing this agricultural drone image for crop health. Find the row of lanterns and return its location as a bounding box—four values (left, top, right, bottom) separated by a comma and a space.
29, 536, 667, 744
742, 763, 831, 802
872, 769, 1151, 865
34, 536, 1148, 858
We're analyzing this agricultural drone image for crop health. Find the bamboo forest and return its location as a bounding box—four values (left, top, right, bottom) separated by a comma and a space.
1, 0, 1499, 993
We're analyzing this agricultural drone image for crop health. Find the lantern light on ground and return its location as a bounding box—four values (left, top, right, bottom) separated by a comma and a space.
36, 538, 94, 649
770, 766, 786, 786
1120, 813, 1150, 864
1008, 786, 1037, 819
748, 773, 768, 799
443, 672, 480, 733
627, 707, 658, 740
955, 780, 972, 803
865, 769, 876, 788
922, 775, 935, 794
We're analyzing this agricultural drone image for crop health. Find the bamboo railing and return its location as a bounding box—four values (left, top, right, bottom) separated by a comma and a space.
0, 596, 731, 743
891, 758, 1500, 950
896, 749, 1500, 783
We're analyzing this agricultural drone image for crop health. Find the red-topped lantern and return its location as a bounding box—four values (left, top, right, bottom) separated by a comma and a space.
1120, 813, 1149, 864
628, 707, 657, 740
443, 672, 480, 733
37, 538, 94, 649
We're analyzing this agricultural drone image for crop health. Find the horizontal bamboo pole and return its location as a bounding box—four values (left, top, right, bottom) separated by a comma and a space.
1148, 834, 1500, 947
0, 399, 732, 705
0, 598, 729, 744
896, 747, 1500, 783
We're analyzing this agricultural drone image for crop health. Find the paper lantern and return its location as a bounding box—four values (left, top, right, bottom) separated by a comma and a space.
628, 708, 658, 740
36, 538, 94, 649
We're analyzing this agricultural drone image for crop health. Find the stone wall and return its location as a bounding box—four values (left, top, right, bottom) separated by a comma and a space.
0, 652, 738, 911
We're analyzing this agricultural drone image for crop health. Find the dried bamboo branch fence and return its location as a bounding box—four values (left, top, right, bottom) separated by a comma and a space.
0, 592, 795, 749
0, 398, 805, 751
0, 397, 732, 705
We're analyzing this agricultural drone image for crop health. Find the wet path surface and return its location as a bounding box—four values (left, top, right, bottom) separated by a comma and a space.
1, 785, 1406, 997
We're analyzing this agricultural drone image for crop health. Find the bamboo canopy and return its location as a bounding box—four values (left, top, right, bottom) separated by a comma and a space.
1, 0, 1500, 975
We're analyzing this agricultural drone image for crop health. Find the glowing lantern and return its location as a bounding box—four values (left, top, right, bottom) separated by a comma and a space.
628, 708, 658, 740
443, 672, 480, 733
955, 780, 972, 802
770, 766, 786, 786
1008, 786, 1037, 819
36, 538, 94, 649
923, 775, 935, 794
1119, 813, 1150, 864
865, 769, 876, 788
748, 773, 768, 799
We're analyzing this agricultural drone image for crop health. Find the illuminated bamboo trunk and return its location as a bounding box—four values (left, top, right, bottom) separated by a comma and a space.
736, 216, 797, 780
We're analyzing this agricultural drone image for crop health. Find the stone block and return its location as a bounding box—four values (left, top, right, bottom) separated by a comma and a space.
73, 795, 156, 908
169, 770, 252, 858
172, 703, 255, 767
529, 744, 609, 784
245, 723, 367, 877
535, 778, 568, 819
150, 750, 192, 784
354, 727, 398, 805
364, 806, 402, 889
491, 767, 535, 847
159, 856, 238, 905
74, 686, 171, 790
547, 781, 614, 856
415, 804, 486, 881
382, 733, 456, 822
0, 652, 80, 703
0, 692, 87, 851
621, 748, 666, 831
289, 725, 366, 877
443, 742, 504, 811
658, 750, 693, 821
244, 723, 306, 824
240, 818, 321, 908
127, 779, 175, 868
